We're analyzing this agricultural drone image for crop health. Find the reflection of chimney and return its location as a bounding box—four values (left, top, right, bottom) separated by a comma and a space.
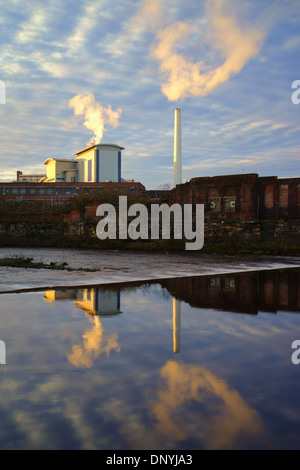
173, 108, 182, 188
173, 298, 181, 354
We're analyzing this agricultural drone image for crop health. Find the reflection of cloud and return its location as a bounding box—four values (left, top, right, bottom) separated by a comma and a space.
207, 318, 287, 339
151, 360, 264, 449
13, 410, 46, 448
67, 316, 120, 368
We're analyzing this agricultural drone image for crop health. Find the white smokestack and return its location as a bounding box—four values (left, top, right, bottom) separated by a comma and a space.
173, 108, 182, 187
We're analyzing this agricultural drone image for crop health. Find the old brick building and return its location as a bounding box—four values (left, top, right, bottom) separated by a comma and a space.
167, 173, 300, 221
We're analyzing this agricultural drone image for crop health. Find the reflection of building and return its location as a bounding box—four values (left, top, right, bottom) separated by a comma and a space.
75, 288, 121, 316
43, 287, 121, 316
43, 289, 77, 302
162, 269, 300, 315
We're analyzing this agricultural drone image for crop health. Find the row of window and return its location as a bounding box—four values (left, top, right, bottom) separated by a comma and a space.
209, 277, 236, 291
209, 197, 236, 212
0, 186, 138, 197
1, 186, 81, 196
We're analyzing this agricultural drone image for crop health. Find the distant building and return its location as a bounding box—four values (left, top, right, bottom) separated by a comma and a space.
43, 143, 124, 183
0, 181, 145, 203
16, 171, 45, 182
42, 159, 78, 183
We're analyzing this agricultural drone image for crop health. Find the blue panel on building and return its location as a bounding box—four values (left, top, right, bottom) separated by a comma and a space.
96, 149, 99, 183
118, 151, 121, 183
88, 160, 92, 182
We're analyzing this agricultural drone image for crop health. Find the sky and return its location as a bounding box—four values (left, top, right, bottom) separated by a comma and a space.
0, 0, 300, 189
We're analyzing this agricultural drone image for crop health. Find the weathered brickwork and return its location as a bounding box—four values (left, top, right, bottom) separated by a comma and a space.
160, 269, 300, 314
0, 173, 299, 253
168, 173, 300, 221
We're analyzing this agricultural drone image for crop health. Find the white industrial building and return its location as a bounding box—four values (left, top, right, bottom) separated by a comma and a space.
42, 143, 124, 183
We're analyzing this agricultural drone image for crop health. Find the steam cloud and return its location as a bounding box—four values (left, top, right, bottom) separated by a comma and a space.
124, 0, 265, 101
69, 92, 122, 145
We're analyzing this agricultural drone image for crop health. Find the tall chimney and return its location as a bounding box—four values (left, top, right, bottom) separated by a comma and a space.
173, 108, 182, 188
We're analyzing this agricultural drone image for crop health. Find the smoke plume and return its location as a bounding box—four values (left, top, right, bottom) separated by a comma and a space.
69, 92, 122, 145
155, 0, 264, 101
122, 0, 265, 101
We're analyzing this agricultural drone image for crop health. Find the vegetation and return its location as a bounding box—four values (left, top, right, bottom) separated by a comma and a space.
0, 256, 99, 271
0, 196, 299, 255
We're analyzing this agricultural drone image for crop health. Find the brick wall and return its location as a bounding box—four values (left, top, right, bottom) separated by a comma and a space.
258, 177, 300, 219
168, 174, 300, 221
161, 269, 300, 314
168, 173, 259, 220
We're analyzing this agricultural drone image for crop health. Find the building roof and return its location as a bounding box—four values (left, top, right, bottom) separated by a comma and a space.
74, 143, 125, 157
43, 158, 77, 165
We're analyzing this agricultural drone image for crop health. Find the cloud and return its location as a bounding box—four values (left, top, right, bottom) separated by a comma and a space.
15, 9, 49, 44
66, 0, 107, 53
113, 0, 265, 102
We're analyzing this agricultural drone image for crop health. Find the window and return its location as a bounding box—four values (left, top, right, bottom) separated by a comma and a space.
11, 187, 19, 195
37, 187, 46, 195
224, 197, 236, 212
1, 187, 9, 195
224, 277, 235, 291
46, 187, 54, 195
209, 277, 221, 290
209, 197, 221, 211
28, 187, 36, 195
84, 187, 91, 193
55, 187, 63, 195
19, 187, 26, 195
65, 187, 72, 195
130, 186, 137, 192
95, 187, 103, 193
74, 187, 81, 194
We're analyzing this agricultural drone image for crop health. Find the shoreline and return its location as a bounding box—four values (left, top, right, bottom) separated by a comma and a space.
1, 247, 300, 294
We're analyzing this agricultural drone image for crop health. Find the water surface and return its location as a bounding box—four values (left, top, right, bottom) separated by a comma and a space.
0, 268, 300, 449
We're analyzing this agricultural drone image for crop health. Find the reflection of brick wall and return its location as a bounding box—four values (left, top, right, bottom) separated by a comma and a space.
161, 270, 300, 315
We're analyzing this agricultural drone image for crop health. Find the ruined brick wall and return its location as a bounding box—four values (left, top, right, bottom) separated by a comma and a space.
258, 177, 300, 220
0, 174, 299, 252
161, 269, 300, 314
168, 173, 259, 220
167, 173, 300, 221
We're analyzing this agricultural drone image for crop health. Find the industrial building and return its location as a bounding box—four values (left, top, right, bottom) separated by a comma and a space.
0, 142, 143, 203
42, 143, 123, 183
0, 181, 145, 204
1, 108, 299, 223
16, 171, 46, 182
